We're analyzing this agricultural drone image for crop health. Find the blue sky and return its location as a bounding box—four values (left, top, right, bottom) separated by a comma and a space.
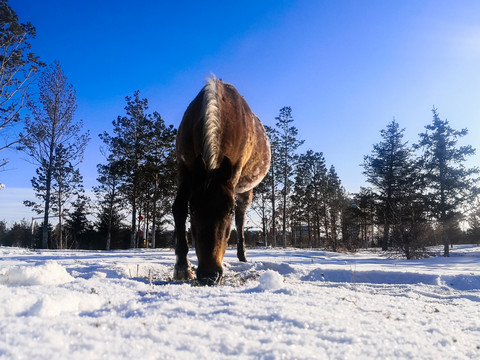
2, 0, 480, 224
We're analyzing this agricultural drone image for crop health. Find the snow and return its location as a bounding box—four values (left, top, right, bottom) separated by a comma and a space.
258, 270, 284, 291
0, 245, 479, 359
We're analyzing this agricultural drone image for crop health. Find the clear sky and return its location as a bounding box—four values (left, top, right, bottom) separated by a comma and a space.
2, 0, 480, 224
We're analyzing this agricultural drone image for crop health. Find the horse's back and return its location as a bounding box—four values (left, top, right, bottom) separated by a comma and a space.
176, 77, 270, 193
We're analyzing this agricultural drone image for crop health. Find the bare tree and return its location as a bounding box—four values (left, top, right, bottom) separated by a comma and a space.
21, 61, 89, 248
0, 0, 43, 170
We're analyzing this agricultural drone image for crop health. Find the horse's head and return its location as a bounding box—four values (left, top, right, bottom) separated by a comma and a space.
190, 155, 235, 285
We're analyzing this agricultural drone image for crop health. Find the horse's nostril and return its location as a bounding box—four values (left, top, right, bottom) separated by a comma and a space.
196, 268, 223, 286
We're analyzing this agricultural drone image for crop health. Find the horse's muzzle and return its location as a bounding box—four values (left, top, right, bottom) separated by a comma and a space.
196, 267, 223, 286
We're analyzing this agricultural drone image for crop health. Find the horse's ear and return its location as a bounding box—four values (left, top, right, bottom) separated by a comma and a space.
218, 156, 233, 181
194, 154, 207, 181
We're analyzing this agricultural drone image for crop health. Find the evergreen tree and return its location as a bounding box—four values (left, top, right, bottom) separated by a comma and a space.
141, 111, 176, 248
25, 144, 86, 249
327, 165, 346, 251
363, 119, 413, 250
264, 125, 280, 246
275, 107, 304, 247
294, 150, 327, 247
0, 0, 43, 170
1, 219, 31, 247
466, 199, 480, 245
416, 107, 479, 256
65, 195, 90, 249
251, 174, 272, 246
341, 197, 361, 251
291, 153, 310, 247
50, 144, 86, 249
100, 91, 149, 248
22, 61, 89, 248
351, 188, 375, 248
99, 91, 176, 248
94, 159, 125, 250
0, 220, 6, 243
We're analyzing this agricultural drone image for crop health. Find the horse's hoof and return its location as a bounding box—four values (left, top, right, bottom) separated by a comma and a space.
174, 265, 195, 281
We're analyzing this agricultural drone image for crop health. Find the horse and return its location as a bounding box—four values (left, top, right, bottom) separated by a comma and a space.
172, 76, 271, 285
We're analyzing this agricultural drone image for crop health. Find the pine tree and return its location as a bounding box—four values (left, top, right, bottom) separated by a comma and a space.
66, 195, 90, 249
251, 175, 272, 246
22, 61, 89, 248
140, 111, 176, 248
51, 144, 86, 248
99, 91, 176, 248
94, 159, 125, 250
291, 153, 311, 247
100, 91, 150, 248
416, 107, 479, 256
294, 150, 327, 247
264, 125, 280, 246
363, 119, 413, 250
24, 145, 86, 249
341, 196, 361, 251
327, 165, 346, 251
352, 188, 375, 248
275, 107, 304, 247
0, 0, 43, 170
466, 199, 480, 245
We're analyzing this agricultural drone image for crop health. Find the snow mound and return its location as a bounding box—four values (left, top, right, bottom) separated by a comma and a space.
1, 261, 74, 286
27, 291, 105, 317
258, 270, 284, 291
255, 261, 295, 275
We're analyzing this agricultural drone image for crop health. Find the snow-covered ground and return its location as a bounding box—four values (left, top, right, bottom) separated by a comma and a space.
1, 245, 479, 359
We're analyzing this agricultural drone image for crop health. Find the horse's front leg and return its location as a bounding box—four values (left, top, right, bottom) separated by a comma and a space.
235, 189, 253, 262
172, 181, 194, 281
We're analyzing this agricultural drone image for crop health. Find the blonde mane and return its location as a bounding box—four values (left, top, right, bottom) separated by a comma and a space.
202, 75, 221, 170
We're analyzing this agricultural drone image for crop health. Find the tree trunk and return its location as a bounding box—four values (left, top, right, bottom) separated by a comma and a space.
298, 222, 303, 248
152, 178, 158, 249
307, 217, 312, 248
59, 206, 63, 250
42, 194, 50, 249
382, 223, 389, 251
131, 204, 136, 248
106, 226, 111, 251
271, 169, 276, 247
106, 201, 112, 250
58, 185, 63, 249
42, 163, 53, 249
323, 204, 329, 248
151, 214, 156, 249
282, 195, 287, 248
262, 198, 267, 247
282, 163, 287, 248
443, 231, 450, 257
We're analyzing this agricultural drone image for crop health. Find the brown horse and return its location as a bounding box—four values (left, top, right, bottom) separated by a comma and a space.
173, 76, 271, 285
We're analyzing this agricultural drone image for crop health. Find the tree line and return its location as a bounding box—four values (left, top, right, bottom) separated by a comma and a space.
1, 0, 479, 257
253, 109, 479, 258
